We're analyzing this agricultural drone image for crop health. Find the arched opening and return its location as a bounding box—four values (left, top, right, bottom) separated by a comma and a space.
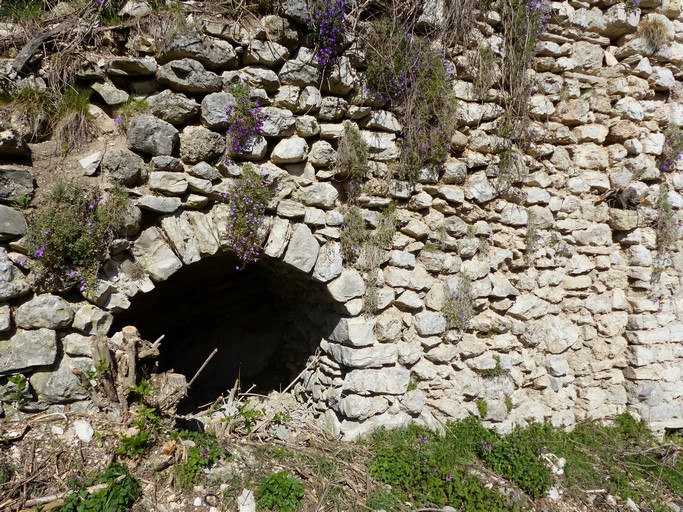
113, 254, 341, 413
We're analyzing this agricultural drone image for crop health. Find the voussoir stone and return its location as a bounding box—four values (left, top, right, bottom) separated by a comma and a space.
15, 294, 73, 329
148, 90, 200, 125
0, 328, 57, 374
157, 59, 223, 94
330, 317, 375, 347
132, 227, 183, 282
127, 115, 179, 156
158, 32, 238, 69
312, 240, 343, 282
327, 268, 365, 303
282, 223, 319, 273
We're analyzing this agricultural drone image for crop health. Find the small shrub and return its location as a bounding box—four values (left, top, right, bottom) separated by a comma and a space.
659, 125, 683, 172
307, 0, 348, 66
173, 430, 225, 490
363, 18, 457, 179
652, 184, 678, 283
443, 275, 475, 332
61, 462, 141, 512
639, 16, 671, 52
335, 121, 369, 186
224, 82, 264, 157
27, 180, 129, 291
222, 166, 275, 267
495, 148, 527, 197
256, 470, 305, 512
340, 204, 396, 312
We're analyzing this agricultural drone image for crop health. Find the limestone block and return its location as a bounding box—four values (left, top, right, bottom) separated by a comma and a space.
127, 115, 178, 156
244, 39, 289, 67
282, 223, 319, 273
339, 395, 389, 421
312, 240, 342, 282
159, 32, 237, 69
327, 269, 365, 303
343, 367, 410, 395
523, 315, 580, 353
73, 305, 113, 335
329, 317, 375, 347
149, 172, 188, 196
271, 136, 309, 164
131, 227, 183, 282
300, 182, 337, 209
0, 328, 57, 374
30, 355, 94, 403
15, 294, 73, 329
326, 342, 397, 368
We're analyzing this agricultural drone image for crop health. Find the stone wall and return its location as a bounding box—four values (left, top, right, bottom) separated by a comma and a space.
0, 0, 682, 439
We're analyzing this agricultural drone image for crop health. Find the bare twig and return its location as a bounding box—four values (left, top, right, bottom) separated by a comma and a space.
187, 348, 219, 390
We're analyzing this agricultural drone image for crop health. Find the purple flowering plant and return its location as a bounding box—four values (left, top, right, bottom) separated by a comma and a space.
220, 165, 275, 267
306, 0, 348, 66
224, 82, 264, 158
658, 125, 683, 172
27, 179, 128, 292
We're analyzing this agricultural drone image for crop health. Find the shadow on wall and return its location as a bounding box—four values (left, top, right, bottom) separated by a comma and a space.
112, 254, 342, 413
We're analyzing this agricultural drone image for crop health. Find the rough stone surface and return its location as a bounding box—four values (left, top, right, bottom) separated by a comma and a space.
132, 227, 183, 281
148, 90, 200, 125
127, 115, 179, 156
102, 148, 144, 186
282, 223, 319, 273
156, 59, 222, 94
0, 328, 57, 374
15, 294, 73, 329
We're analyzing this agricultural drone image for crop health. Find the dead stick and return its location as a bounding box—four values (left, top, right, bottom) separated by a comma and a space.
281, 350, 321, 395
187, 348, 218, 390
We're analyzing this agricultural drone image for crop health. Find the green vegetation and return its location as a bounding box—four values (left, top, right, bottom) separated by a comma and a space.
363, 18, 457, 179
476, 399, 488, 418
368, 413, 683, 510
60, 462, 141, 512
255, 471, 305, 512
223, 166, 275, 267
52, 87, 94, 155
523, 212, 540, 267
27, 179, 129, 292
173, 430, 225, 490
0, 0, 44, 21
652, 184, 678, 284
443, 275, 475, 332
335, 121, 369, 198
6, 374, 28, 407
340, 204, 396, 312
659, 125, 683, 172
114, 97, 150, 129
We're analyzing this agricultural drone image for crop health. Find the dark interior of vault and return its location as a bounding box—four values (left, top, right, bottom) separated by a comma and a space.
112, 255, 340, 413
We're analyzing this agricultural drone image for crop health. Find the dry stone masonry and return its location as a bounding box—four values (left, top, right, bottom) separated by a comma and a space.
0, 0, 682, 439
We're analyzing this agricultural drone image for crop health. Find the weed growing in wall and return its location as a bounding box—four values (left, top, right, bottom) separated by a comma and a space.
340, 204, 396, 312
443, 275, 475, 332
638, 16, 671, 53
524, 212, 540, 267
652, 184, 678, 283
495, 148, 527, 196
114, 97, 150, 131
27, 179, 129, 292
223, 165, 275, 267
307, 0, 348, 66
363, 19, 457, 179
224, 82, 264, 157
491, 0, 550, 147
335, 121, 369, 201
659, 125, 683, 172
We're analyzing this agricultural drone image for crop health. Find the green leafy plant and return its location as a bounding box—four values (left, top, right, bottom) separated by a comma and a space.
443, 275, 475, 332
256, 470, 305, 512
115, 429, 151, 459
6, 374, 28, 407
0, 0, 44, 20
173, 430, 225, 490
237, 399, 264, 433
26, 179, 129, 292
222, 166, 275, 267
60, 462, 141, 512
